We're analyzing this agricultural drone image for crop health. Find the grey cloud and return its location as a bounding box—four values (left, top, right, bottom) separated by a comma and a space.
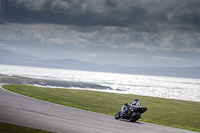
0, 0, 200, 54
105, 0, 117, 7
1, 0, 200, 29
1, 23, 199, 53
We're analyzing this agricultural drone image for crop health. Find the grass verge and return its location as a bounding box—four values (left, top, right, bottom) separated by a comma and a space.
0, 121, 53, 133
3, 84, 200, 132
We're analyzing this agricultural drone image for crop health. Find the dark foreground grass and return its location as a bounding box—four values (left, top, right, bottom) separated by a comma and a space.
0, 121, 53, 133
3, 84, 200, 132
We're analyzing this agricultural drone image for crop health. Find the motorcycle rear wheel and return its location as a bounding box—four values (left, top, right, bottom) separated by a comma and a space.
130, 112, 141, 122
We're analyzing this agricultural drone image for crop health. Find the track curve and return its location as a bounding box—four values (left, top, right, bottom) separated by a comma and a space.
0, 84, 197, 133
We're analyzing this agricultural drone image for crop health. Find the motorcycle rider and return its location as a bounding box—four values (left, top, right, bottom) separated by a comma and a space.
120, 103, 130, 117
120, 98, 141, 117
132, 98, 141, 107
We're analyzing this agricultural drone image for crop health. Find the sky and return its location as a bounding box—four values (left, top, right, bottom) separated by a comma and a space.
0, 0, 200, 67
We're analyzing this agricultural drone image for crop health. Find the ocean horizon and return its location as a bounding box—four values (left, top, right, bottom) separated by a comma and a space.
0, 64, 199, 102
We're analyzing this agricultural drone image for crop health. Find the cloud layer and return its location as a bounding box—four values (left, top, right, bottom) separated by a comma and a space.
1, 0, 200, 28
0, 0, 200, 66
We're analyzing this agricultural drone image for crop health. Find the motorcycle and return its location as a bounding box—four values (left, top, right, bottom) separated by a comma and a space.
115, 104, 147, 122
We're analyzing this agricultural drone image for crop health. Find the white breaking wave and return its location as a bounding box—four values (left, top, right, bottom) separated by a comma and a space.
0, 64, 199, 102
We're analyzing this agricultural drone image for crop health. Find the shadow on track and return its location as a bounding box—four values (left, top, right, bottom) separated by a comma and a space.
118, 119, 144, 124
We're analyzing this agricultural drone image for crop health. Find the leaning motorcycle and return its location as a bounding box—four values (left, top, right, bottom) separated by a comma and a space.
115, 105, 147, 122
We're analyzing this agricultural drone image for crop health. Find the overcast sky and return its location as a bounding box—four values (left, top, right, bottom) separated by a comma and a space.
0, 0, 200, 67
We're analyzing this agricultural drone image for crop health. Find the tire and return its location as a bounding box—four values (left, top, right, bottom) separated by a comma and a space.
115, 112, 121, 119
130, 112, 141, 122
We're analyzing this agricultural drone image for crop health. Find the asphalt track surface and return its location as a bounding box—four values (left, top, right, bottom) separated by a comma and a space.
0, 84, 198, 133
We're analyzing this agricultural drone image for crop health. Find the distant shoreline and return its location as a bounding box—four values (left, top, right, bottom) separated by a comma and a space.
0, 74, 112, 90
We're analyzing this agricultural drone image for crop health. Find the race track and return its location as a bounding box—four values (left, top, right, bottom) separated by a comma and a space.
0, 84, 197, 133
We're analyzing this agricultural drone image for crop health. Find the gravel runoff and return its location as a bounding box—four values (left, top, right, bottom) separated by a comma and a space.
0, 83, 198, 133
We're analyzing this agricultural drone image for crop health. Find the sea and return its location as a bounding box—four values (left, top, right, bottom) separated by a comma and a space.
0, 64, 199, 102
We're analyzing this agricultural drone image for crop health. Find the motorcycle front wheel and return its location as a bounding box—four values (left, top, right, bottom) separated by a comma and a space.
115, 112, 121, 119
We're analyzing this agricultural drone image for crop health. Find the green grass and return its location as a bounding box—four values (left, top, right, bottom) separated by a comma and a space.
3, 84, 200, 132
0, 121, 53, 133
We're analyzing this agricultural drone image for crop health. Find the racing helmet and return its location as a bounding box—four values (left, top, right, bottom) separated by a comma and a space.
134, 98, 139, 102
